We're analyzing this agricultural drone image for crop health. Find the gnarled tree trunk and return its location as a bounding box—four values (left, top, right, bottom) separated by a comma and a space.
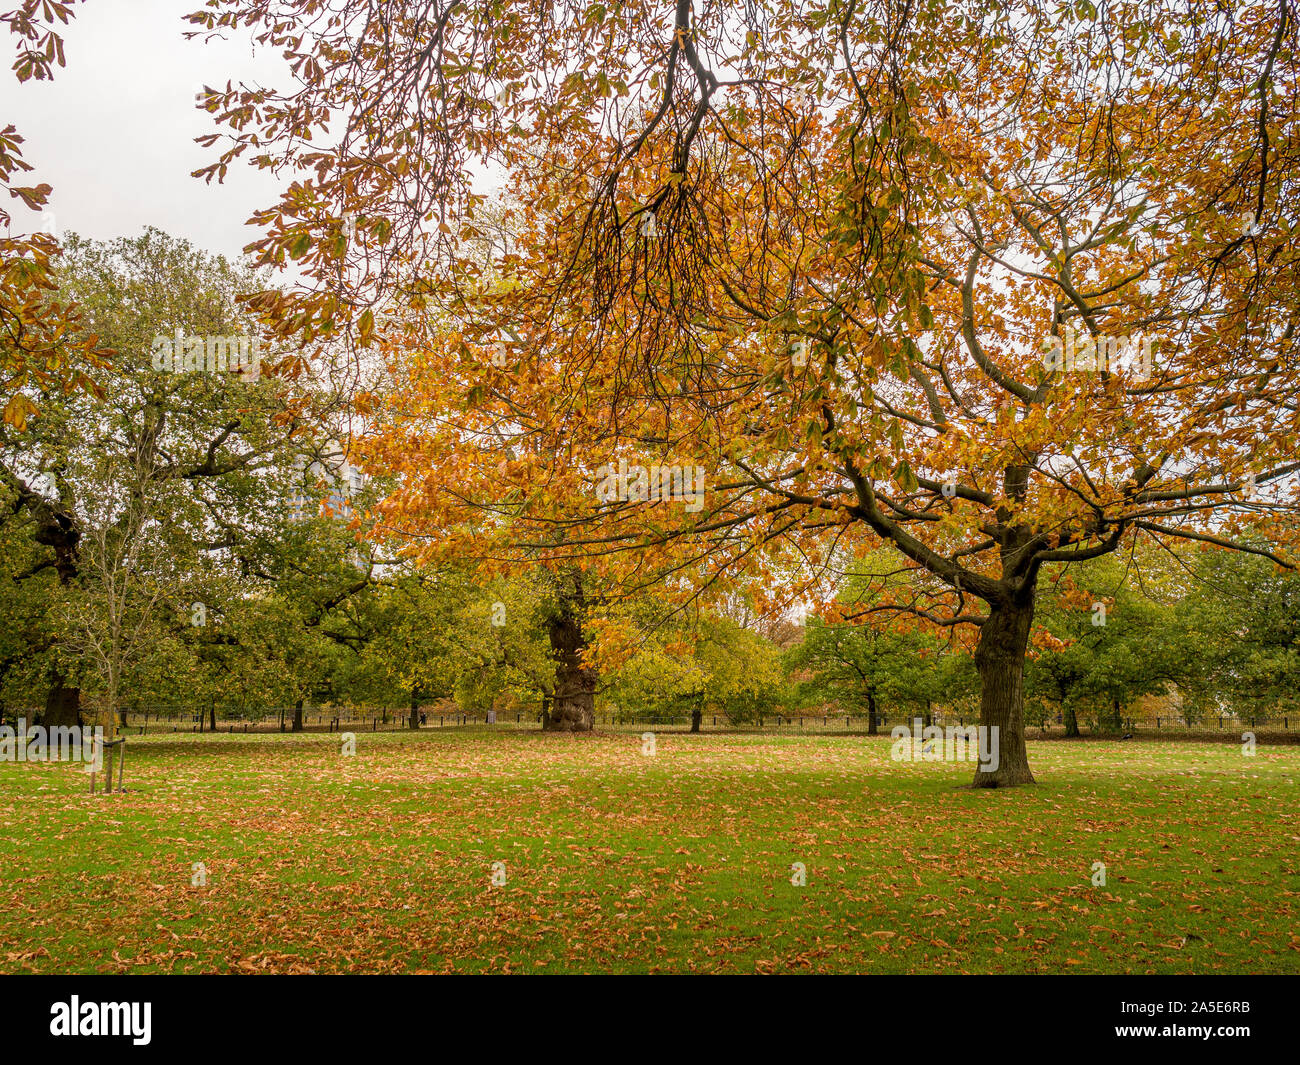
408, 690, 420, 730
44, 678, 81, 730
972, 596, 1036, 787
292, 698, 304, 733
1063, 701, 1080, 737
543, 609, 595, 732
38, 524, 82, 731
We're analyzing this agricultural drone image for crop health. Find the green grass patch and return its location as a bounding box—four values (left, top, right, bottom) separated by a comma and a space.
1, 729, 1297, 973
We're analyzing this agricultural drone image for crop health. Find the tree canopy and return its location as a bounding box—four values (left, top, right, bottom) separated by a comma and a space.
180, 0, 1300, 783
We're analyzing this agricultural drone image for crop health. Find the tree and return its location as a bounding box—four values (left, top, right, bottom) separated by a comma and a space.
607, 613, 784, 730
0, 229, 317, 727
59, 482, 170, 737
1, 1, 107, 426
366, 571, 492, 728
1026, 560, 1184, 735
1177, 543, 1300, 723
787, 616, 968, 733
199, 0, 1300, 784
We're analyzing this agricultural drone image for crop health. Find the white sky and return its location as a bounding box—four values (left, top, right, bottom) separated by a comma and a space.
0, 0, 289, 260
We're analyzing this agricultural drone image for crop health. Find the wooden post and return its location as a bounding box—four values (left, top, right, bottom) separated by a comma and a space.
100, 741, 114, 794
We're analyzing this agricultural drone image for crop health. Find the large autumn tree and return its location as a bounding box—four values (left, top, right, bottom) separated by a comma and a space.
195, 0, 1300, 783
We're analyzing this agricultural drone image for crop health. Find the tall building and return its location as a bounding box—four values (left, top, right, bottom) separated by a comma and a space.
288, 441, 365, 522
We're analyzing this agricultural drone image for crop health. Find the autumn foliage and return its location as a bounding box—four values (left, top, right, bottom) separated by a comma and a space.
182, 0, 1300, 780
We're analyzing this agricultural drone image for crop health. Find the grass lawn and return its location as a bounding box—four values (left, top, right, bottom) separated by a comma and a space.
2, 728, 1297, 974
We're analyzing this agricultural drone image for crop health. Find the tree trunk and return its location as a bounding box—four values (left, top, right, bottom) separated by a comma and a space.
292, 698, 304, 733
1063, 701, 1080, 738
1100, 696, 1124, 733
408, 691, 420, 730
39, 532, 82, 730
44, 678, 81, 729
866, 689, 879, 735
971, 597, 1036, 787
690, 705, 702, 733
543, 609, 595, 732
209, 705, 217, 732
118, 709, 129, 729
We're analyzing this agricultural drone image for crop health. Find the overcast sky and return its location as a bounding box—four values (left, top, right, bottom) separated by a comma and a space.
1, 0, 290, 260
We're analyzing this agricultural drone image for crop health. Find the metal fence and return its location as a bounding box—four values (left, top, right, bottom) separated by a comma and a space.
5, 706, 1295, 736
